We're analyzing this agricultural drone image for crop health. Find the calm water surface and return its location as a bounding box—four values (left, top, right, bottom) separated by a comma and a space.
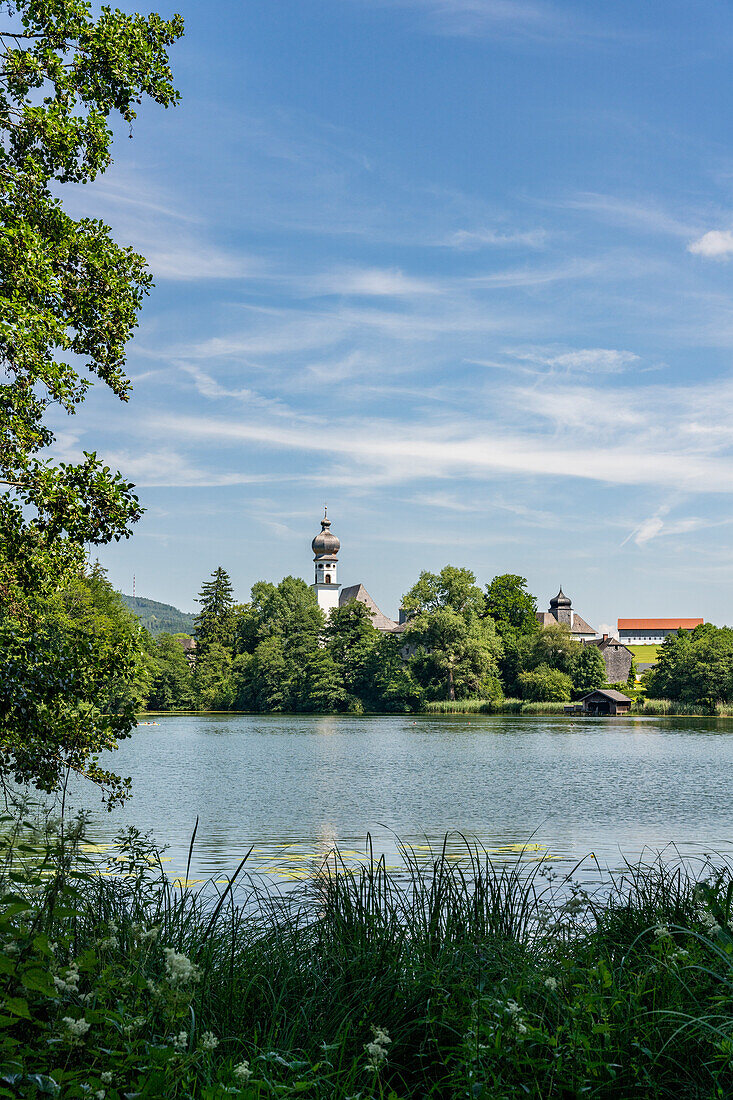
70, 713, 733, 882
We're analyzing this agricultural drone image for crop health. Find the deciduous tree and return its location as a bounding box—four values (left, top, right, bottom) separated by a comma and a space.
0, 0, 182, 801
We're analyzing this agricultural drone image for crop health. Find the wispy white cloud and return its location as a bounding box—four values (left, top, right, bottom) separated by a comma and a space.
444, 227, 548, 249
148, 399, 733, 495
688, 229, 733, 260
561, 193, 700, 238
142, 244, 261, 281
505, 345, 640, 373
66, 165, 260, 282
303, 266, 442, 297
103, 448, 282, 489
622, 506, 726, 548
367, 0, 604, 41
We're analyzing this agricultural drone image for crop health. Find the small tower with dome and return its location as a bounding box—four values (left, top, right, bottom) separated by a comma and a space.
549, 587, 572, 627
311, 507, 341, 614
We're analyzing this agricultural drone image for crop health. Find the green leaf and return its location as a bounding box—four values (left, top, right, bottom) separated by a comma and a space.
20, 968, 56, 996
3, 999, 30, 1020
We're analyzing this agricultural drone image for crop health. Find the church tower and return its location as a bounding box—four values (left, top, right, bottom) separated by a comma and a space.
550, 587, 572, 627
311, 508, 341, 615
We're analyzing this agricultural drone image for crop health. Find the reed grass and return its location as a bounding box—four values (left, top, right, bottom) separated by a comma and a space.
422, 698, 568, 715
423, 697, 733, 718
0, 814, 732, 1098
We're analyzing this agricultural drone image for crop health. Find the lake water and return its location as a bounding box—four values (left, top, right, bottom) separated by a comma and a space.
71, 712, 733, 885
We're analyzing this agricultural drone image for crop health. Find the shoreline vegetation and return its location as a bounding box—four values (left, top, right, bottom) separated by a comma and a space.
136, 699, 733, 719
1, 815, 732, 1098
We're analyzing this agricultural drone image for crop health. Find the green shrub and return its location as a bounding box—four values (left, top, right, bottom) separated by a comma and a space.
518, 664, 573, 702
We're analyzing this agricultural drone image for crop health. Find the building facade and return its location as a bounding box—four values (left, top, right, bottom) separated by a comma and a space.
617, 618, 703, 645
587, 634, 633, 682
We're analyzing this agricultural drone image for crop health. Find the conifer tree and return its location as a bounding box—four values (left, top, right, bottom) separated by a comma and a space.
195, 568, 236, 655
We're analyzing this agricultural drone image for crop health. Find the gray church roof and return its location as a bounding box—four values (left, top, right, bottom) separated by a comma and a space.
339, 584, 401, 633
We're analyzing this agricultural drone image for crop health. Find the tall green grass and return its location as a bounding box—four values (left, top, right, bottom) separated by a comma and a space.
423, 698, 568, 715
424, 697, 733, 718
0, 815, 732, 1097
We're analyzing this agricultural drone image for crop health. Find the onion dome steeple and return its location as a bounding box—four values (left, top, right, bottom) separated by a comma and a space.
311, 506, 340, 559
311, 507, 341, 614
550, 587, 571, 610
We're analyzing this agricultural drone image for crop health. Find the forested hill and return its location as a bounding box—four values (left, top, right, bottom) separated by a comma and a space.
121, 594, 196, 636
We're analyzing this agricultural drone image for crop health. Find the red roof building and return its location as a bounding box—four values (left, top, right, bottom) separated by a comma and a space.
617, 618, 704, 644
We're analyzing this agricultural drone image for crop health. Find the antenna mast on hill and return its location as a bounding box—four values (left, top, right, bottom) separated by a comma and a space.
132, 574, 136, 598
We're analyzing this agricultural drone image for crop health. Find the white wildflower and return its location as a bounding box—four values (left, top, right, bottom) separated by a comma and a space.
505, 1000, 520, 1016
141, 925, 160, 943
163, 947, 201, 986
543, 977, 558, 991
365, 1025, 391, 1072
515, 1020, 528, 1035
654, 924, 672, 939
95, 1091, 105, 1100
100, 1072, 113, 1085
54, 964, 80, 993
699, 909, 718, 930
200, 1030, 219, 1051
172, 1029, 188, 1052
146, 979, 160, 996
233, 1061, 252, 1082
3, 941, 19, 957
97, 935, 118, 950
62, 1016, 90, 1044
107, 920, 118, 935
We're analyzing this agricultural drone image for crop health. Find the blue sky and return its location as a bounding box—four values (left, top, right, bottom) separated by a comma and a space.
67, 0, 733, 628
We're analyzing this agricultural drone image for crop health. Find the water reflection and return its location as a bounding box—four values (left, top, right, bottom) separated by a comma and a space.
64, 712, 733, 884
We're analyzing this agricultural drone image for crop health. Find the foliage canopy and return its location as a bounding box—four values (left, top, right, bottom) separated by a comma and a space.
0, 0, 182, 801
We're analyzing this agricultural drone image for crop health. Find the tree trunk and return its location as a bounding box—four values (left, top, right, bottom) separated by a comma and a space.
448, 665, 455, 701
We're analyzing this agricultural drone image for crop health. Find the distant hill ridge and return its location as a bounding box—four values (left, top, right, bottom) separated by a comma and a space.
121, 594, 196, 636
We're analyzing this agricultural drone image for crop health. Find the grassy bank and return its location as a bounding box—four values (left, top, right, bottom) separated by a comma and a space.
423, 697, 733, 717
1, 817, 732, 1098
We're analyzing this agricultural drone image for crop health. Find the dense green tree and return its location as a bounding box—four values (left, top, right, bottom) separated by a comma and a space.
646, 624, 733, 706
518, 665, 573, 703
325, 601, 381, 702
485, 574, 538, 635
194, 642, 235, 711
402, 566, 502, 701
521, 622, 581, 678
147, 633, 194, 711
401, 566, 486, 619
292, 648, 347, 713
572, 645, 607, 696
406, 607, 503, 701
0, 0, 182, 801
234, 637, 291, 713
235, 577, 324, 653
361, 634, 423, 712
1, 565, 150, 801
484, 574, 539, 694
195, 568, 236, 654
60, 565, 154, 713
